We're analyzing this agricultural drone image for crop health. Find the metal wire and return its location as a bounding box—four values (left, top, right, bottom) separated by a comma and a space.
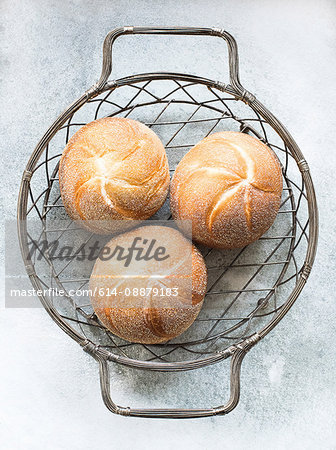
17, 26, 318, 418
19, 76, 313, 364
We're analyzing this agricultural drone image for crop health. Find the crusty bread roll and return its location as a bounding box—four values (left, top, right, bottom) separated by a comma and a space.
170, 131, 283, 249
59, 117, 170, 234
89, 225, 207, 344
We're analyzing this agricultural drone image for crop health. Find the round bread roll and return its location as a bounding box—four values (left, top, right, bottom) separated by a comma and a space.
170, 131, 283, 249
59, 117, 170, 234
89, 225, 207, 344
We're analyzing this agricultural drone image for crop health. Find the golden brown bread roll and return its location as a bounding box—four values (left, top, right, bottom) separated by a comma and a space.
59, 117, 170, 233
89, 225, 207, 344
170, 131, 283, 249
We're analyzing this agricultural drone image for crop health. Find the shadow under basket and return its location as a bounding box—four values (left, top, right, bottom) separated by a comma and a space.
17, 27, 318, 418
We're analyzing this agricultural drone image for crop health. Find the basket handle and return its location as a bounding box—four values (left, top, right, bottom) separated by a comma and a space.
92, 344, 251, 418
95, 26, 243, 93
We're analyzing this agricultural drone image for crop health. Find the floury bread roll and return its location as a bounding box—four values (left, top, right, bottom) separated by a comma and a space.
170, 131, 283, 249
89, 226, 207, 344
59, 117, 170, 233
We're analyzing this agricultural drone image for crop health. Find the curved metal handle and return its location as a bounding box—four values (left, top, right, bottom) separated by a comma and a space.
93, 346, 249, 418
96, 26, 243, 93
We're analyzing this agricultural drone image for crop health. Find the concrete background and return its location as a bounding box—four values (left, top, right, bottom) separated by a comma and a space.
1, 0, 335, 448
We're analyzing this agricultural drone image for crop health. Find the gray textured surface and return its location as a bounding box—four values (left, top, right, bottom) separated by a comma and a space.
1, 0, 335, 448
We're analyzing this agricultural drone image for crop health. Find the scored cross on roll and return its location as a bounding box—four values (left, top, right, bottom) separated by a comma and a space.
170, 131, 283, 249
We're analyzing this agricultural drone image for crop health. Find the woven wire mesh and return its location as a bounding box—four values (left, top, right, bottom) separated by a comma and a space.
23, 79, 309, 364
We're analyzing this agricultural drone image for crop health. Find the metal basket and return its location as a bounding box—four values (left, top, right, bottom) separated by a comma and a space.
17, 27, 318, 418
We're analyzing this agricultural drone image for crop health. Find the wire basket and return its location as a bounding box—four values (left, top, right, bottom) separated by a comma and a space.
17, 27, 318, 418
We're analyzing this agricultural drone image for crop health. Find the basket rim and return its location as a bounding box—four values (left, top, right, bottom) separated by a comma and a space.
17, 72, 319, 371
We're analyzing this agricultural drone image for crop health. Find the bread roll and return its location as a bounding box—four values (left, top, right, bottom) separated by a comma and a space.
89, 225, 207, 344
170, 131, 283, 248
59, 117, 170, 234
